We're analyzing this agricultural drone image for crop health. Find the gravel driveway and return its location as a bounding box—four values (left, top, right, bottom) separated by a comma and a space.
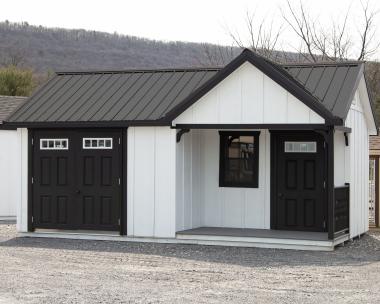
0, 223, 379, 304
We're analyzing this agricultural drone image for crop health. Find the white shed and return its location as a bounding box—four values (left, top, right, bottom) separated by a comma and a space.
4, 49, 377, 250
0, 96, 27, 220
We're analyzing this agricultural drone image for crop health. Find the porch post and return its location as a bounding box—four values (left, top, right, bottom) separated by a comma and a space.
327, 126, 335, 240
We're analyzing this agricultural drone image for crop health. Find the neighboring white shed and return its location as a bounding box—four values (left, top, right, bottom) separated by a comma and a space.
4, 49, 378, 250
0, 96, 27, 220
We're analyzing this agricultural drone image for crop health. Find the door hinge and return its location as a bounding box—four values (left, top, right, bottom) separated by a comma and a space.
323, 180, 326, 189
118, 178, 121, 185
118, 218, 121, 225
323, 142, 326, 149
31, 177, 34, 184
119, 137, 121, 144
31, 138, 34, 146
323, 220, 326, 229
31, 216, 34, 223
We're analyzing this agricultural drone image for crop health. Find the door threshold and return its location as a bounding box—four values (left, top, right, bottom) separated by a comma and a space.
34, 228, 119, 236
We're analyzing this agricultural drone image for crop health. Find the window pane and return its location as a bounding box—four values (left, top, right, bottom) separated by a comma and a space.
48, 140, 54, 148
42, 140, 48, 148
99, 140, 105, 147
284, 141, 316, 153
105, 140, 112, 147
224, 135, 255, 184
92, 140, 98, 147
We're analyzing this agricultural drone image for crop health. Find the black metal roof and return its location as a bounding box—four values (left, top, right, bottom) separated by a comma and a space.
5, 49, 367, 127
283, 62, 364, 120
0, 95, 27, 124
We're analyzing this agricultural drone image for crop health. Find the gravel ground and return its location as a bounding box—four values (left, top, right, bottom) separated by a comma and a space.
0, 223, 379, 304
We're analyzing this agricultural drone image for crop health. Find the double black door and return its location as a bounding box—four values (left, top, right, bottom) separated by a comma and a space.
272, 132, 326, 232
32, 129, 122, 231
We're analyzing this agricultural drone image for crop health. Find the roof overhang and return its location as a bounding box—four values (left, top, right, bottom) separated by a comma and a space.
359, 74, 378, 135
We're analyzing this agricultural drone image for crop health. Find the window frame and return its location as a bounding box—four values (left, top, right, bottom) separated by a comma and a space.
219, 131, 260, 188
40, 138, 69, 150
82, 138, 113, 150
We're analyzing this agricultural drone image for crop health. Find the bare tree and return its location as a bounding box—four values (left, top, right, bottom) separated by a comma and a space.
228, 11, 284, 62
200, 43, 236, 66
1, 47, 26, 67
282, 0, 379, 62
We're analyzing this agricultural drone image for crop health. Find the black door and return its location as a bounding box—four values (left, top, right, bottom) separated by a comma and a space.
272, 132, 326, 232
32, 129, 122, 231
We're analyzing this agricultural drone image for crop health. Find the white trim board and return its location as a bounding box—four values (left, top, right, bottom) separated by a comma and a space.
18, 231, 350, 251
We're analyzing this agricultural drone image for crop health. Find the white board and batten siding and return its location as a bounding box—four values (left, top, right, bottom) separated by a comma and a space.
0, 130, 23, 219
176, 129, 271, 231
127, 127, 177, 238
345, 87, 370, 238
173, 62, 324, 125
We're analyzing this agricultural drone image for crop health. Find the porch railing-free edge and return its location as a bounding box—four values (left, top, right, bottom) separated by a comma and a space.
334, 184, 350, 237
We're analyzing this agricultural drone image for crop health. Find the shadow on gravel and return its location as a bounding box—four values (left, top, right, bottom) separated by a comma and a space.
1, 231, 379, 268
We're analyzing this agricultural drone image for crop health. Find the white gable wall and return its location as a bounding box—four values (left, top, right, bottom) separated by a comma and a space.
173, 62, 324, 125
345, 89, 369, 238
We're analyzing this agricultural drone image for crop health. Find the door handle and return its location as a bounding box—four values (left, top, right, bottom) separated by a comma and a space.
75, 189, 81, 194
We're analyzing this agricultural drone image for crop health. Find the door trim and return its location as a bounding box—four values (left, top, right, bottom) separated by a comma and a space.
270, 131, 327, 231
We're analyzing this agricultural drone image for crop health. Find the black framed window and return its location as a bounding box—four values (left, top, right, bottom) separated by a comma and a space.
219, 131, 260, 188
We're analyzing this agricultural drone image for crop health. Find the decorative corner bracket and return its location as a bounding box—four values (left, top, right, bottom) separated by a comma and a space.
176, 129, 190, 143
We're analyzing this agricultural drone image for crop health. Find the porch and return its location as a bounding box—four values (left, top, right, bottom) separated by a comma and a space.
176, 227, 349, 251
175, 126, 351, 250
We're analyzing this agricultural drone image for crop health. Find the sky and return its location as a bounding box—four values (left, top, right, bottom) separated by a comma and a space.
1, 0, 379, 60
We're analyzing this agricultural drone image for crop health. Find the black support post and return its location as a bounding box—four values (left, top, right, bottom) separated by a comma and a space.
120, 128, 128, 235
327, 126, 335, 240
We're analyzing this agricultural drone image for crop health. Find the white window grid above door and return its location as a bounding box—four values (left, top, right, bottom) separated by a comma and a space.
83, 138, 113, 149
284, 141, 317, 153
40, 139, 69, 150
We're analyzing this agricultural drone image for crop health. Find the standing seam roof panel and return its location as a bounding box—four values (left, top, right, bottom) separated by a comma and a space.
322, 66, 349, 111
54, 74, 104, 121
64, 74, 114, 121
76, 74, 127, 121
313, 67, 337, 102
129, 71, 186, 121
125, 72, 184, 121
158, 70, 218, 119
37, 75, 92, 121
132, 71, 183, 120
95, 73, 145, 121
149, 72, 196, 120
113, 72, 166, 121
14, 76, 72, 122
25, 75, 78, 122
101, 73, 153, 121
70, 74, 120, 121
332, 66, 362, 116
85, 74, 134, 121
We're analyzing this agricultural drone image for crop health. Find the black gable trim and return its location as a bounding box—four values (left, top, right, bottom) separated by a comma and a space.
165, 49, 341, 125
